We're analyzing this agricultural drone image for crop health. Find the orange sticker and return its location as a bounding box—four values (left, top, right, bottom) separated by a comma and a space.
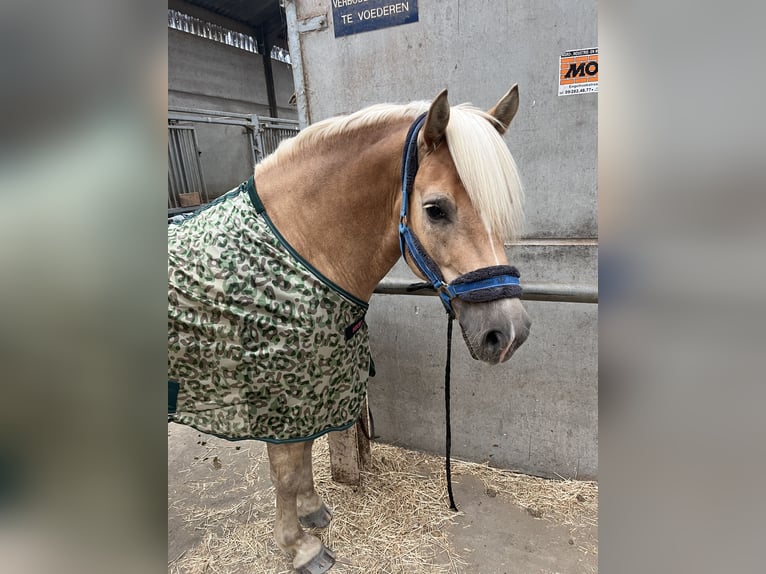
559, 47, 598, 96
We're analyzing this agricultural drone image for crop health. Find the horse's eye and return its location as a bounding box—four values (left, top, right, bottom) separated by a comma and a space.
425, 204, 448, 221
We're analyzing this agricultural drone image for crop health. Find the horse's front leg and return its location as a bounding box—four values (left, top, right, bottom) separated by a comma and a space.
267, 442, 336, 573
297, 440, 333, 529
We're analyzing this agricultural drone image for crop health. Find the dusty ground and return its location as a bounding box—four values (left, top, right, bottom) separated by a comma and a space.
168, 423, 597, 573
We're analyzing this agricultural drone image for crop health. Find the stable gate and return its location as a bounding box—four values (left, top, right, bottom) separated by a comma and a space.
167, 109, 299, 215
168, 125, 208, 211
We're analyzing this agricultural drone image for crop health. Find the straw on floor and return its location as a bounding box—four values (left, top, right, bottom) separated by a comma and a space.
169, 436, 597, 573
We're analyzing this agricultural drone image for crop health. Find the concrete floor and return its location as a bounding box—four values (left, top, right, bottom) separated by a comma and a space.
168, 424, 597, 573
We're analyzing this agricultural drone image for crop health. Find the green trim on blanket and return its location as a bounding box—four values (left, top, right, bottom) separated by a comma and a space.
244, 176, 369, 310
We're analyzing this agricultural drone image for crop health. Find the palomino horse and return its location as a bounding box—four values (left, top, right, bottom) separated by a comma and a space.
168, 87, 531, 573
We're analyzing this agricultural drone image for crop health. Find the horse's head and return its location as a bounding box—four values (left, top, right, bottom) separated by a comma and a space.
403, 87, 531, 364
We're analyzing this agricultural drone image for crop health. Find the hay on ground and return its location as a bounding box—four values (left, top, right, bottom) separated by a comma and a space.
169, 436, 597, 573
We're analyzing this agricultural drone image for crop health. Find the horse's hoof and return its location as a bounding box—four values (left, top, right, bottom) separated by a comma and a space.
299, 503, 333, 529
295, 544, 336, 574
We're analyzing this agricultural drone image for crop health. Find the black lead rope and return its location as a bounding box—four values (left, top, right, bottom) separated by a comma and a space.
445, 313, 458, 511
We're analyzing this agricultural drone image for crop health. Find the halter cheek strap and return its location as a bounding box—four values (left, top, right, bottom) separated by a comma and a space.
398, 114, 522, 316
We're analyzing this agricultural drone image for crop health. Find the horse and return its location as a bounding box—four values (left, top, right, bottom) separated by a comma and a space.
168, 87, 531, 573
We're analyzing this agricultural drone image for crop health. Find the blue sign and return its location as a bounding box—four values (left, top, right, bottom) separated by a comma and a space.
331, 0, 419, 38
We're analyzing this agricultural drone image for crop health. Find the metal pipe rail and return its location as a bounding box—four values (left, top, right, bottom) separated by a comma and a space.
374, 279, 598, 304
168, 111, 253, 127
169, 106, 255, 119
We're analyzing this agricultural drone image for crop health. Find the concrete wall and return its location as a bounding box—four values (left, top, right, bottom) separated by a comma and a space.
168, 1, 297, 197
168, 28, 296, 117
292, 0, 598, 478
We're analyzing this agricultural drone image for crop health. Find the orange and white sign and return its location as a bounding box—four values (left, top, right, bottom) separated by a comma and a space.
559, 47, 598, 96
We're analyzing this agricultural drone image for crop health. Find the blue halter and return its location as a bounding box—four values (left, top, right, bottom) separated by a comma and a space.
398, 113, 522, 317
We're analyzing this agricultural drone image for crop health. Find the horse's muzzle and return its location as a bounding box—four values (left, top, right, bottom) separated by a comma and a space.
453, 297, 531, 364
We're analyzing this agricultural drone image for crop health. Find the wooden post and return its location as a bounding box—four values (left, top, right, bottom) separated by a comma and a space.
327, 397, 371, 485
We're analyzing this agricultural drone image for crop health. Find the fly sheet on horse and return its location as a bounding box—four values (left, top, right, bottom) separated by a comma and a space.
168, 178, 371, 443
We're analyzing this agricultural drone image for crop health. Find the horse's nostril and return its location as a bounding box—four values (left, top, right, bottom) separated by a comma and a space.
485, 330, 503, 348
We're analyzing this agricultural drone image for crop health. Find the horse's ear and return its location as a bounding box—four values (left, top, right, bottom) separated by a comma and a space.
487, 84, 519, 134
423, 89, 450, 148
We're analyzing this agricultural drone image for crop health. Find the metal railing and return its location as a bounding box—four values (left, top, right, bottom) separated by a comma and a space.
167, 108, 299, 214
254, 116, 301, 158
374, 278, 597, 304
168, 125, 209, 209
167, 109, 300, 162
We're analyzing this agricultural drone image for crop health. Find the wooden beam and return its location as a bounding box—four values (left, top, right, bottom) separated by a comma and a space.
327, 398, 371, 485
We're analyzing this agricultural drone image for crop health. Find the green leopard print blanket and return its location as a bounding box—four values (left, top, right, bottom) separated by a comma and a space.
168, 177, 371, 443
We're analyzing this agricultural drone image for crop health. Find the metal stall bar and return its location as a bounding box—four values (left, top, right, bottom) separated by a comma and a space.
168, 124, 208, 211
189, 128, 209, 204
251, 115, 265, 165
168, 127, 191, 208
168, 136, 181, 208
257, 116, 300, 156
178, 128, 193, 198
374, 279, 598, 304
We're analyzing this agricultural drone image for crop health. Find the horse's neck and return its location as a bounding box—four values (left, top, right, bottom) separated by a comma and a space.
254, 120, 409, 302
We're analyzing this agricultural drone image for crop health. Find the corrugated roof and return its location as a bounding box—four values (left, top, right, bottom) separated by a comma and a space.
186, 0, 285, 39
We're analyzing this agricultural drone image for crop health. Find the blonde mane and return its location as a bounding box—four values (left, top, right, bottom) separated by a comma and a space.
257, 102, 428, 172
444, 104, 524, 241
259, 101, 524, 240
